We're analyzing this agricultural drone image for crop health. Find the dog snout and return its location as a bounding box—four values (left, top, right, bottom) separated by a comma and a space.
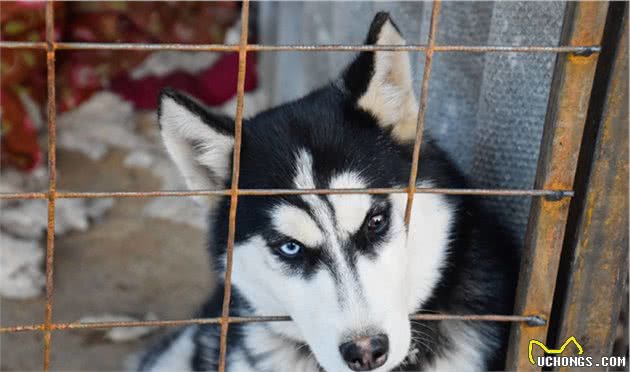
339, 334, 389, 371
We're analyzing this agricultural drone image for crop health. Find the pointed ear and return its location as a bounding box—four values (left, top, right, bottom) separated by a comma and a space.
342, 12, 419, 143
158, 88, 234, 192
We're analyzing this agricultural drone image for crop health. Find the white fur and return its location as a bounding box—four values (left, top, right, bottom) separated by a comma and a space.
159, 96, 234, 193
272, 204, 324, 247
143, 326, 197, 372
425, 322, 487, 372
394, 183, 454, 314
223, 324, 318, 372
226, 350, 258, 372
328, 172, 372, 237
293, 149, 317, 190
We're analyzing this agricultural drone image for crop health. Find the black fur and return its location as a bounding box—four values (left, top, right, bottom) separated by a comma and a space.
140, 12, 518, 372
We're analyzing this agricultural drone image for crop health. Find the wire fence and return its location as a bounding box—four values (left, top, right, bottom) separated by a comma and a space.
0, 1, 607, 371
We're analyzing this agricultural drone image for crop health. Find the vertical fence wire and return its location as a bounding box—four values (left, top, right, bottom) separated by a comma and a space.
42, 1, 58, 370
404, 0, 441, 225
217, 1, 250, 371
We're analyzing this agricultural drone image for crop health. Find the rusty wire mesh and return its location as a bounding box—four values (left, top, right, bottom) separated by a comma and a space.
0, 1, 604, 371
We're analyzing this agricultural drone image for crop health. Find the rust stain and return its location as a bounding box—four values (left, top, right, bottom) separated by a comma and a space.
507, 2, 609, 371
43, 2, 58, 371
557, 12, 628, 369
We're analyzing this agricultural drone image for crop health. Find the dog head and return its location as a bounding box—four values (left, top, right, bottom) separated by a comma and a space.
158, 12, 453, 372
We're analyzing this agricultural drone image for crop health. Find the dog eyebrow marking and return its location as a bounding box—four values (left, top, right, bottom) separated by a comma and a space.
327, 172, 372, 237
271, 204, 324, 248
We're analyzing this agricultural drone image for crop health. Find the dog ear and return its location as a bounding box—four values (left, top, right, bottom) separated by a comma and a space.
342, 12, 419, 143
158, 88, 234, 192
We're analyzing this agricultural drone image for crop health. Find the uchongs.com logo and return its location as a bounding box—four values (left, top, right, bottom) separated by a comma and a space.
529, 336, 627, 368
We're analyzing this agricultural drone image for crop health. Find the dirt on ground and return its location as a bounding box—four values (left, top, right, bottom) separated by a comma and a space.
1, 146, 215, 371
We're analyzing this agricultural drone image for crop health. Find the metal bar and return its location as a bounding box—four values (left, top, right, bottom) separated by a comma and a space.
433, 45, 599, 54
58, 190, 230, 198
0, 40, 600, 54
55, 42, 237, 52
0, 314, 544, 334
42, 2, 57, 371
247, 44, 600, 53
404, 0, 441, 225
0, 192, 49, 200
217, 2, 250, 371
0, 41, 48, 49
553, 5, 628, 369
505, 3, 610, 371
0, 188, 574, 201
0, 324, 44, 333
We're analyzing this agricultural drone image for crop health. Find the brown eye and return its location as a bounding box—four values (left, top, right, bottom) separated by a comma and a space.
366, 213, 388, 234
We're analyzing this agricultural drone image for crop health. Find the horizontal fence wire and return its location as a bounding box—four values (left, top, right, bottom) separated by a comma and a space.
0, 314, 546, 334
0, 188, 574, 200
0, 2, 600, 372
0, 40, 600, 54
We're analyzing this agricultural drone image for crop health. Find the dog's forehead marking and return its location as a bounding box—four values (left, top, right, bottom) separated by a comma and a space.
292, 149, 366, 307
293, 150, 371, 238
292, 149, 332, 236
272, 204, 324, 247
327, 172, 371, 237
293, 149, 317, 189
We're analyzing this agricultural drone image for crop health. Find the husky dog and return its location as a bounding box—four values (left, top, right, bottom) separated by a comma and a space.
138, 12, 518, 372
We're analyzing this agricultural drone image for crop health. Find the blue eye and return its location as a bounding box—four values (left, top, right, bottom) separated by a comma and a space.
278, 241, 303, 257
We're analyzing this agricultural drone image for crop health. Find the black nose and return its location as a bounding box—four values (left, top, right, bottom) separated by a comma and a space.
339, 334, 389, 371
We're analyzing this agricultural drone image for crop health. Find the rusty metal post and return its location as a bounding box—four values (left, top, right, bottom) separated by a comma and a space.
217, 1, 250, 371
506, 2, 609, 370
552, 4, 629, 370
42, 1, 58, 371
405, 0, 440, 224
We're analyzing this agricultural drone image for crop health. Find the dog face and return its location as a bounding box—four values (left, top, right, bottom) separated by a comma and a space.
159, 13, 454, 372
